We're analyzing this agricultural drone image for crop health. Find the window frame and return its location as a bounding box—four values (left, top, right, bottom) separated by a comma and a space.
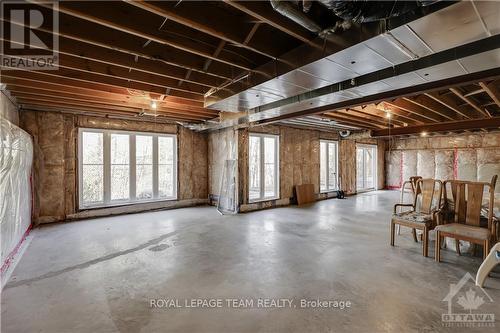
320, 140, 339, 193
248, 133, 280, 203
356, 143, 378, 192
78, 128, 177, 209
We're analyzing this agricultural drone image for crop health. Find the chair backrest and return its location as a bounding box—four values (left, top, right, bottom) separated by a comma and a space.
414, 179, 442, 214
443, 175, 497, 229
410, 176, 422, 196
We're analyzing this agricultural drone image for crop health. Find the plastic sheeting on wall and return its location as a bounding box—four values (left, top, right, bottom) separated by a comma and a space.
386, 147, 500, 193
477, 148, 500, 192
417, 150, 435, 179
434, 150, 454, 181
1, 118, 33, 269
385, 150, 401, 188
402, 150, 417, 183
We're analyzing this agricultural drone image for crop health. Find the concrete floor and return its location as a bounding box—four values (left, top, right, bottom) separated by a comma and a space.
1, 191, 499, 332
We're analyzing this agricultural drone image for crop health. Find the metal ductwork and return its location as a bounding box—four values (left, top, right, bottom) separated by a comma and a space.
317, 0, 439, 23
270, 0, 321, 33
339, 130, 351, 138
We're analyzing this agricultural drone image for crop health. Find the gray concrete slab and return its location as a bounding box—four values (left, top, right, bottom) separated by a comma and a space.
1, 191, 499, 332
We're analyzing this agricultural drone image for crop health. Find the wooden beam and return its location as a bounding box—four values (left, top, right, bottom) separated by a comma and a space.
124, 0, 277, 60
1, 75, 204, 108
1, 28, 218, 88
479, 81, 500, 108
371, 117, 500, 137
31, 1, 254, 71
449, 87, 491, 118
4, 50, 208, 96
2, 66, 204, 102
244, 23, 261, 45
424, 92, 473, 119
403, 95, 457, 121
323, 112, 382, 129
222, 0, 315, 46
8, 88, 218, 118
337, 109, 394, 128
344, 107, 408, 127
2, 14, 233, 82
15, 97, 209, 121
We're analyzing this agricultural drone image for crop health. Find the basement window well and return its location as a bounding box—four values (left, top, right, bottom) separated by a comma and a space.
320, 140, 338, 193
249, 133, 279, 202
78, 128, 177, 209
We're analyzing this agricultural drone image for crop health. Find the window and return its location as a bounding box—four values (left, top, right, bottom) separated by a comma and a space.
320, 140, 338, 192
78, 128, 177, 208
356, 144, 377, 191
249, 133, 279, 202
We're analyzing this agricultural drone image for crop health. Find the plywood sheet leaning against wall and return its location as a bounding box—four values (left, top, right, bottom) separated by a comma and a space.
19, 110, 208, 224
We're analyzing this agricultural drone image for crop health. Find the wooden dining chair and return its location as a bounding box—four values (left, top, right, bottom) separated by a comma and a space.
396, 176, 422, 240
435, 175, 497, 262
391, 179, 443, 257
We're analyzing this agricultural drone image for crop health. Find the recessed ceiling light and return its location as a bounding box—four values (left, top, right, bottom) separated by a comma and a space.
421, 131, 428, 137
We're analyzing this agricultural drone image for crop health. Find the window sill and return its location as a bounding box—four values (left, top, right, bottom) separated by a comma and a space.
79, 197, 177, 210
320, 189, 338, 194
248, 197, 279, 204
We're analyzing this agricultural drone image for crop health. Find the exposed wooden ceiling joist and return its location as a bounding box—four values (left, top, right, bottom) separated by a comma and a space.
323, 112, 382, 129
424, 92, 473, 119
449, 87, 491, 118
383, 99, 441, 123
222, 0, 316, 46
339, 108, 405, 127
1, 67, 204, 102
124, 0, 278, 60
16, 97, 208, 122
9, 88, 217, 118
479, 81, 500, 108
402, 95, 458, 121
32, 1, 255, 71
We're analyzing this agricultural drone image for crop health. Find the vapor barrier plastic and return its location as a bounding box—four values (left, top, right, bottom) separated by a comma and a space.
435, 150, 454, 181
402, 150, 417, 182
417, 150, 435, 179
1, 118, 33, 270
385, 150, 401, 188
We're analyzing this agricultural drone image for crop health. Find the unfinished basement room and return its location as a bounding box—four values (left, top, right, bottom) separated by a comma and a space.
1, 1, 500, 332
